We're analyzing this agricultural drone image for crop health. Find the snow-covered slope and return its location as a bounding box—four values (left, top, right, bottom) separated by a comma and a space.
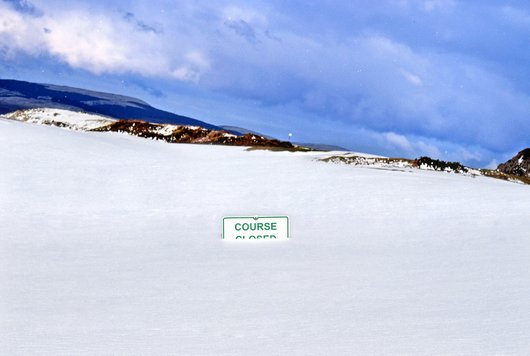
1, 119, 530, 355
4, 108, 116, 130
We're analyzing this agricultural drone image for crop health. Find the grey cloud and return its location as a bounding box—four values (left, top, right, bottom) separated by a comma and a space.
4, 0, 41, 15
123, 11, 163, 34
224, 19, 257, 43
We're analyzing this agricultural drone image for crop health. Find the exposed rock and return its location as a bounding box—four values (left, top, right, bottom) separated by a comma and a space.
497, 148, 530, 177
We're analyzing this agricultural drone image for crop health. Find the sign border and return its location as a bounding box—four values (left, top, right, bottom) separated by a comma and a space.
222, 216, 290, 239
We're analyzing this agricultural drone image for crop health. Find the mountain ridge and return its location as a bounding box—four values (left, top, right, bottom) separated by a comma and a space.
0, 78, 222, 130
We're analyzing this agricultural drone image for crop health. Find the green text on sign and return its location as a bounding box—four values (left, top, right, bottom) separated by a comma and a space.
222, 216, 289, 241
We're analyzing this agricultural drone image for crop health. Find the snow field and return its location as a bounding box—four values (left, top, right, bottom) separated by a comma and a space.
1, 119, 530, 355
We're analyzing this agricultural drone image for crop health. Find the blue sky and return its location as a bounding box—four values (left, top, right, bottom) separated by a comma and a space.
1, 0, 530, 167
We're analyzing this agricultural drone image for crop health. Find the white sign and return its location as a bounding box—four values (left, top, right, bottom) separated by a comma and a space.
222, 216, 289, 241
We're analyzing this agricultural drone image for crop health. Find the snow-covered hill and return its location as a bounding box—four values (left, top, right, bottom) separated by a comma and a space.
3, 108, 295, 148
4, 107, 116, 130
1, 118, 530, 355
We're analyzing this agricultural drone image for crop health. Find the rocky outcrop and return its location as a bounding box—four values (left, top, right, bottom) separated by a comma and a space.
497, 148, 530, 177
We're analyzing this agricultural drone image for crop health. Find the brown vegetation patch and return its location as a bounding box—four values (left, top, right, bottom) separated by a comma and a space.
92, 120, 165, 139
246, 145, 313, 152
91, 119, 295, 148
481, 170, 530, 185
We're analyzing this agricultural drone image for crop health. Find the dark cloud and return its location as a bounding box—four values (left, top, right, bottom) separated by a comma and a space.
4, 0, 41, 15
224, 19, 257, 43
123, 11, 163, 34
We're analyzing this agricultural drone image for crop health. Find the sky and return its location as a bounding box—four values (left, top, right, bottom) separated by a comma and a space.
1, 0, 530, 167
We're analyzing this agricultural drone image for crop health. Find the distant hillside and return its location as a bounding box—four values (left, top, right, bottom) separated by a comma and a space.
220, 125, 275, 140
3, 108, 295, 149
0, 79, 221, 130
294, 142, 350, 152
220, 125, 350, 151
